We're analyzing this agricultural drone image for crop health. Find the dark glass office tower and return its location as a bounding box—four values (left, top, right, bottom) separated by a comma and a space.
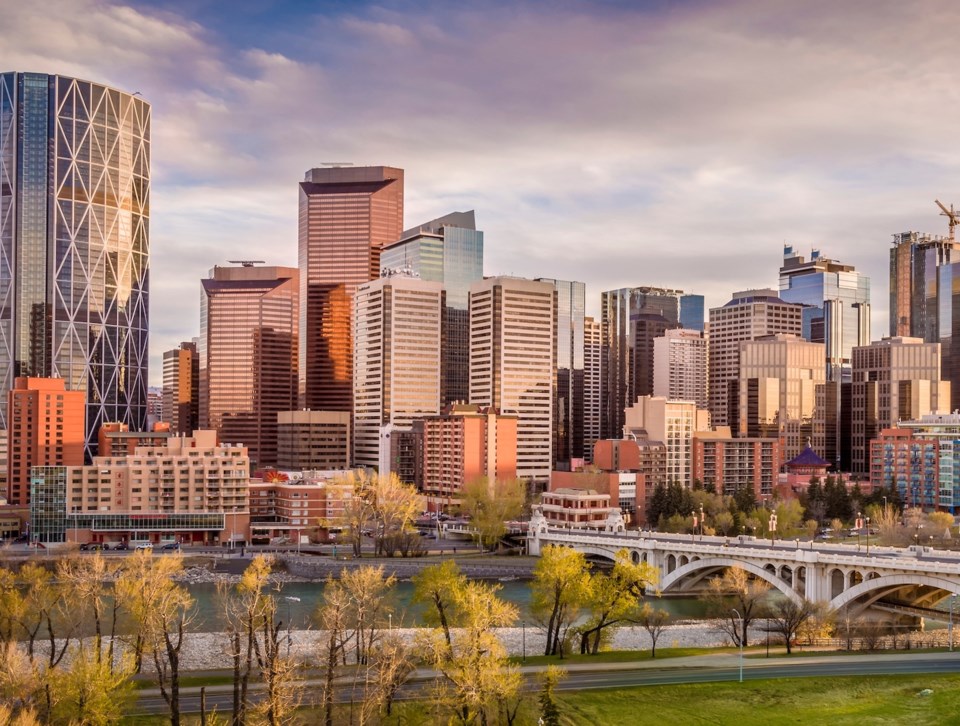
0, 72, 150, 459
537, 279, 585, 469
380, 211, 482, 405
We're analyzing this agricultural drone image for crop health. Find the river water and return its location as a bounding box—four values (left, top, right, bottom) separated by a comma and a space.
184, 581, 711, 632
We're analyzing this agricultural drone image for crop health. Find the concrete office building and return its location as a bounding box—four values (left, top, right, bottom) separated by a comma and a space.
653, 328, 708, 410
380, 211, 483, 405
583, 316, 602, 462
162, 341, 199, 436
469, 277, 556, 486
276, 410, 350, 470
623, 396, 709, 489
851, 337, 950, 475
6, 377, 84, 508
736, 334, 825, 462
0, 73, 151, 456
708, 290, 803, 428
200, 264, 298, 469
298, 165, 404, 413
353, 271, 443, 468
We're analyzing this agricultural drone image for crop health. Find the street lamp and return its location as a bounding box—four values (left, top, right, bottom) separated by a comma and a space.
731, 608, 744, 683
768, 511, 777, 546
865, 516, 871, 556
691, 511, 697, 542
522, 620, 527, 662
950, 595, 959, 652
699, 504, 705, 540
284, 596, 301, 656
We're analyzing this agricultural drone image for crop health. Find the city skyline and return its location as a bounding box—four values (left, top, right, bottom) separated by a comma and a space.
5, 1, 960, 385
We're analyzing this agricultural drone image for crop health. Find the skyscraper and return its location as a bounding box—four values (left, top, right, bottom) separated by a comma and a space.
537, 279, 585, 470
850, 336, 950, 475
352, 271, 443, 468
469, 277, 556, 486
600, 287, 685, 440
888, 231, 959, 340
736, 334, 825, 462
200, 264, 298, 469
708, 290, 803, 428
380, 211, 483, 405
162, 341, 199, 436
0, 73, 150, 458
298, 165, 404, 413
583, 316, 602, 462
779, 247, 870, 382
653, 328, 708, 409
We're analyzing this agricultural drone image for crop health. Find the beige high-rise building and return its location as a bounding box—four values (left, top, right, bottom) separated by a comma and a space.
708, 290, 803, 428
736, 334, 825, 462
469, 277, 556, 486
654, 328, 708, 410
851, 336, 950, 474
623, 396, 709, 488
199, 264, 298, 469
583, 316, 602, 462
162, 341, 199, 436
353, 271, 443, 468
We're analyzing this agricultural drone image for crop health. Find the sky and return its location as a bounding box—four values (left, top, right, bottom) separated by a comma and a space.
5, 0, 960, 385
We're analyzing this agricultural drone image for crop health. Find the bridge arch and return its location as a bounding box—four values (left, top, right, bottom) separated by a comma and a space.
830, 573, 960, 612
659, 556, 804, 606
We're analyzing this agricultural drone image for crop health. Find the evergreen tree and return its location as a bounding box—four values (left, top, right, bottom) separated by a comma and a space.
645, 483, 667, 526
733, 482, 756, 513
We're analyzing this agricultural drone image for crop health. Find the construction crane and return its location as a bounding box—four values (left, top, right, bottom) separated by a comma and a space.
935, 199, 958, 240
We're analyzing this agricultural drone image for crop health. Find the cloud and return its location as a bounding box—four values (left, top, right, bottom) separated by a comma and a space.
5, 0, 960, 383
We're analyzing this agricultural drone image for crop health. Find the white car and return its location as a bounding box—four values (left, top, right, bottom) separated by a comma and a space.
134, 542, 153, 551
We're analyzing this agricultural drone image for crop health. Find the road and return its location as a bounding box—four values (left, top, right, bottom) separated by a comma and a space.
131, 651, 960, 716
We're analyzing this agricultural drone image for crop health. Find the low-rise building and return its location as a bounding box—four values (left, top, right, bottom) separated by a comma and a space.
30, 430, 249, 546
539, 488, 616, 529
692, 427, 781, 497
249, 470, 354, 543
869, 428, 938, 510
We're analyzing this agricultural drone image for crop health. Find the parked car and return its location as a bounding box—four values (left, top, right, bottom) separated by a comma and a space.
79, 542, 104, 551
134, 542, 153, 551
113, 542, 129, 551
161, 542, 181, 551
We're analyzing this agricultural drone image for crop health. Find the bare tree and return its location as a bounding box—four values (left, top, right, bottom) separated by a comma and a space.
705, 567, 771, 647
636, 604, 670, 658
763, 597, 822, 654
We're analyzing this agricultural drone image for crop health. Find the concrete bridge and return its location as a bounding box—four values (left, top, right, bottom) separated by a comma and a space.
526, 510, 960, 616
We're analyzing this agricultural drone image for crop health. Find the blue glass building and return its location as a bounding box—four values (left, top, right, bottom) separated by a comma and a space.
0, 73, 151, 459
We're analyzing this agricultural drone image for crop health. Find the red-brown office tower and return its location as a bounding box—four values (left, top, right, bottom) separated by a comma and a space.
199, 265, 299, 469
298, 166, 404, 412
7, 377, 85, 507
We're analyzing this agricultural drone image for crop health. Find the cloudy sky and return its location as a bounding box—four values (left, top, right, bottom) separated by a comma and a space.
5, 0, 960, 383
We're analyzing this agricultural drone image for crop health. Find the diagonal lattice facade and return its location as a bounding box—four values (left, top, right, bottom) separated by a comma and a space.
0, 73, 150, 460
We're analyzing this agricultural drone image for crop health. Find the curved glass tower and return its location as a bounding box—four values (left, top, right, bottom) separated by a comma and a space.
0, 72, 150, 459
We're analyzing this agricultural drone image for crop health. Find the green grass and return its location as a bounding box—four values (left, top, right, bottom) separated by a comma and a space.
122, 673, 960, 725
553, 674, 960, 725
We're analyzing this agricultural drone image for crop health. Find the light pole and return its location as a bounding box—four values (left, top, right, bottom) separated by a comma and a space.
284, 596, 301, 656
522, 620, 526, 662
865, 516, 871, 556
691, 511, 697, 542
768, 511, 777, 546
951, 595, 957, 652
699, 503, 705, 540
731, 608, 744, 683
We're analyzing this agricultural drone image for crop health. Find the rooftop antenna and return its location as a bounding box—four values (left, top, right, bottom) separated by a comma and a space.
935, 199, 958, 241
227, 260, 265, 267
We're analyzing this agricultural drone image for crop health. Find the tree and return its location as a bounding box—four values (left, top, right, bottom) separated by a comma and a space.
733, 482, 757, 513
332, 470, 421, 557
705, 567, 771, 647
926, 511, 954, 540
645, 483, 667, 526
0, 642, 43, 720
419, 580, 521, 725
315, 575, 350, 726
531, 545, 591, 657
251, 593, 302, 726
804, 519, 819, 540
577, 549, 657, 654
411, 560, 467, 649
357, 632, 414, 723
538, 665, 567, 726
636, 604, 670, 658
56, 554, 121, 669
462, 477, 525, 550
763, 597, 822, 654
713, 511, 735, 536
50, 644, 135, 726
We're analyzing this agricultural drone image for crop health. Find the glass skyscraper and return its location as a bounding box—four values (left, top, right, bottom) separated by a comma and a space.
0, 73, 150, 459
779, 247, 870, 383
380, 211, 483, 405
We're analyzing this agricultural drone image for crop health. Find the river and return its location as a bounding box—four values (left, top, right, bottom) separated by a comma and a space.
183, 580, 712, 632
